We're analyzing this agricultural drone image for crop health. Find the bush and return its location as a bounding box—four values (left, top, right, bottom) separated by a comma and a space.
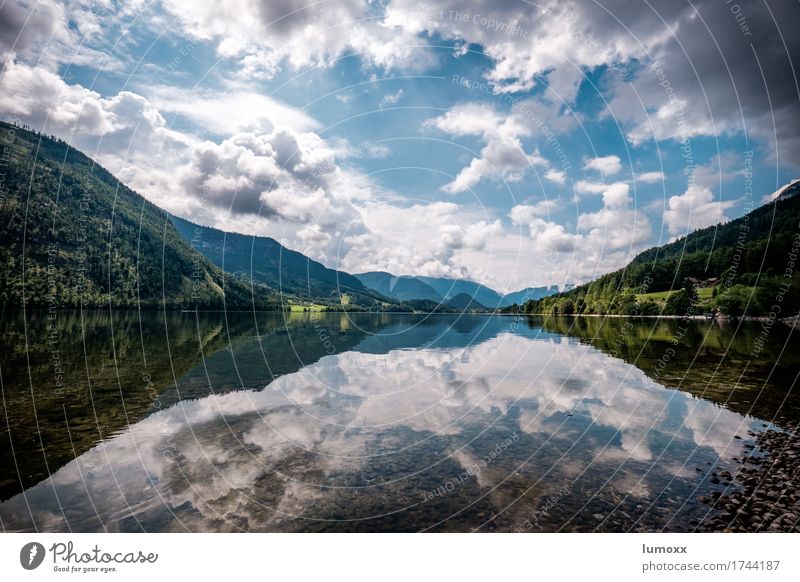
664, 286, 699, 315
714, 285, 753, 316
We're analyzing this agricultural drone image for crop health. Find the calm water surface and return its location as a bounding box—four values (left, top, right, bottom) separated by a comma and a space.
1, 310, 798, 532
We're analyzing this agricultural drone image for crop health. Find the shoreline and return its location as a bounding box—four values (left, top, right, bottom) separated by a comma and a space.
503, 312, 800, 327
4, 307, 798, 325
699, 423, 800, 532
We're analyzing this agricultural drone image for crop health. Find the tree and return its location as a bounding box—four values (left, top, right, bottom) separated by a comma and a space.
715, 285, 753, 316
664, 282, 699, 316
561, 299, 575, 315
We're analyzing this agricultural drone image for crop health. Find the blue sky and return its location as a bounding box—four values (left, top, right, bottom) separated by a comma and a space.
1, 0, 797, 292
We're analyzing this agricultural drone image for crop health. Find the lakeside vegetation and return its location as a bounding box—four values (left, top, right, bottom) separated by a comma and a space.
506, 188, 800, 318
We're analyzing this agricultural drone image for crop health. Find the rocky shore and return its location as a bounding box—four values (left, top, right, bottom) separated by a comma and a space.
700, 424, 800, 532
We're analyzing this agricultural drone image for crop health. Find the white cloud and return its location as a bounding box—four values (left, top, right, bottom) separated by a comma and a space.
575, 180, 608, 195
146, 85, 319, 135
662, 185, 735, 235
637, 171, 665, 184
341, 202, 507, 282
332, 138, 390, 160
160, 0, 433, 79
0, 0, 68, 64
0, 58, 192, 171
509, 199, 560, 222
600, 183, 631, 209
383, 0, 665, 102
763, 179, 800, 204
584, 155, 622, 176
427, 103, 548, 193
623, 97, 717, 146
511, 181, 651, 283
545, 168, 566, 185
379, 89, 405, 109
152, 0, 800, 167
426, 102, 504, 137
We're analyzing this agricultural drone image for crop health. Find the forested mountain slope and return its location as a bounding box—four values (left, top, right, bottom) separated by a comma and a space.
0, 121, 282, 309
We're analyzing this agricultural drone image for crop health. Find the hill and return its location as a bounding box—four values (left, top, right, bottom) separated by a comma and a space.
0, 121, 282, 310
169, 216, 388, 309
354, 271, 442, 302
445, 292, 488, 311
518, 189, 800, 317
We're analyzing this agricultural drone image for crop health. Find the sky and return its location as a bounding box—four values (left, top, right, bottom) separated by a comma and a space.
0, 0, 798, 293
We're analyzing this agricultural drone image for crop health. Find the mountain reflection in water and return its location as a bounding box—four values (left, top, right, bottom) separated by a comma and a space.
1, 311, 797, 532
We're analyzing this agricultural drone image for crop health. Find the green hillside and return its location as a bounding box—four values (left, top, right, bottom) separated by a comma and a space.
518, 189, 800, 317
169, 216, 392, 310
0, 121, 283, 310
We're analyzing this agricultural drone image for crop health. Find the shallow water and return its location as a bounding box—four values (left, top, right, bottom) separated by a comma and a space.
1, 310, 798, 532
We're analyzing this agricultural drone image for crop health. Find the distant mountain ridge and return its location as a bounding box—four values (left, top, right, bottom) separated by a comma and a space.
169, 216, 386, 307
415, 276, 503, 308
354, 271, 442, 302
501, 285, 559, 306
354, 271, 559, 308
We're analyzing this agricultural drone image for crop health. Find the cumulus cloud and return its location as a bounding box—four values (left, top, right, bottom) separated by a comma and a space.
341, 202, 508, 281
0, 59, 191, 163
427, 103, 548, 193
509, 199, 560, 223
584, 155, 622, 176
603, 0, 800, 163
511, 181, 651, 282
383, 0, 672, 101
663, 185, 736, 235
3, 0, 793, 295
0, 0, 67, 63
575, 180, 608, 195
382, 0, 799, 165
160, 0, 433, 78
180, 129, 339, 219
0, 0, 134, 73
146, 86, 320, 136
637, 171, 665, 184
545, 168, 566, 185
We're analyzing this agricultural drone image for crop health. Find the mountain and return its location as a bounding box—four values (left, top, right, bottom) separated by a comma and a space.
766, 178, 800, 202
355, 270, 548, 309
519, 187, 800, 317
0, 122, 281, 310
445, 292, 487, 311
354, 271, 442, 302
169, 215, 387, 308
499, 285, 559, 307
415, 276, 504, 308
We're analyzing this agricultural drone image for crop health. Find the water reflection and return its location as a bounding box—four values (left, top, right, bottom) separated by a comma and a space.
3, 312, 794, 532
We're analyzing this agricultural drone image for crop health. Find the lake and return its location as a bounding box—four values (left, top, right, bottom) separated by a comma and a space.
1, 310, 798, 532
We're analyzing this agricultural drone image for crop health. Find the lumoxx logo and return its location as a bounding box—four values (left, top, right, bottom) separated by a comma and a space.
20, 542, 46, 570
19, 541, 158, 572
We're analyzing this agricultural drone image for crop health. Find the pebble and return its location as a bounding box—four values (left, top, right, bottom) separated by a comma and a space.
699, 426, 800, 532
